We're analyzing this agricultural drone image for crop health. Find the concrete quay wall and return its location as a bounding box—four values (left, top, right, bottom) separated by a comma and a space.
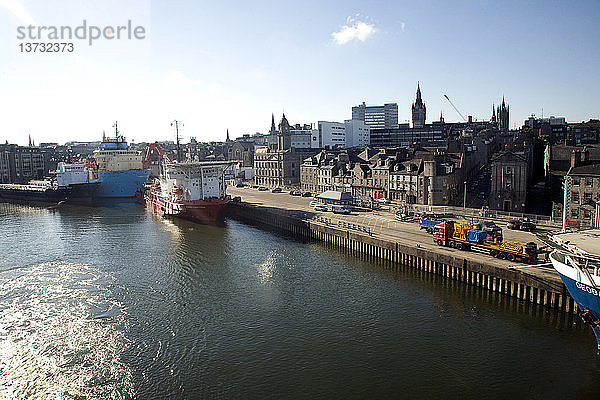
225, 202, 575, 315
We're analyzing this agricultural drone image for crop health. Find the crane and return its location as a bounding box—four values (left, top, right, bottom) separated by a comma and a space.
443, 94, 467, 122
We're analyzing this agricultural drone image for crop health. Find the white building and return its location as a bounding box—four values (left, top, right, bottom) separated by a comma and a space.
316, 119, 370, 149
344, 119, 370, 148
317, 121, 346, 148
352, 102, 398, 129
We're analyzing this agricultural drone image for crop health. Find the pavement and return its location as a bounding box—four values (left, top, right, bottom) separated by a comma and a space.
227, 186, 564, 286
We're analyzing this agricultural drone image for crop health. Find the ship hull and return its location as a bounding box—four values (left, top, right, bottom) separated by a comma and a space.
93, 169, 151, 198
550, 251, 600, 348
0, 183, 99, 205
145, 191, 228, 225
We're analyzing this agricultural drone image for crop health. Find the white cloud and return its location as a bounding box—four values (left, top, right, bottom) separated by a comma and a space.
332, 16, 376, 45
400, 22, 406, 32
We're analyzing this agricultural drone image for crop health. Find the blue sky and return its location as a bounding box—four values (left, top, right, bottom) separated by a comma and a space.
0, 0, 599, 145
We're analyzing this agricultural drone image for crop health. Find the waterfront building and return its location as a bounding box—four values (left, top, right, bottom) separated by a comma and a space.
489, 151, 528, 212
388, 149, 463, 206
300, 146, 464, 207
0, 143, 46, 184
352, 102, 398, 130
562, 152, 600, 228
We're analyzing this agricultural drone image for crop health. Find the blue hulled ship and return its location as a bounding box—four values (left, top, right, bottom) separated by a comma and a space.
550, 230, 600, 350
88, 122, 150, 198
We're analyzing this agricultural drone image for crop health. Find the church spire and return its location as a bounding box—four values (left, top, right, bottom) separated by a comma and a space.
440, 110, 444, 122
270, 113, 276, 133
416, 81, 422, 102
226, 128, 230, 142
28, 134, 32, 147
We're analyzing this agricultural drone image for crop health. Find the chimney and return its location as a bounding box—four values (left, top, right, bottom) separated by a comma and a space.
582, 147, 589, 164
571, 149, 581, 169
468, 115, 473, 123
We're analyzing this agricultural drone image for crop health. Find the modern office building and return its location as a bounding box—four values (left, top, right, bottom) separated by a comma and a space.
352, 102, 398, 129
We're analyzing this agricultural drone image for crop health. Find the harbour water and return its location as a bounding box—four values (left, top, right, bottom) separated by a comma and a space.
1, 201, 600, 399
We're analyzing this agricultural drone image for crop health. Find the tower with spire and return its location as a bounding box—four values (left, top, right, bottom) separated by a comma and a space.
226, 128, 231, 143
411, 82, 426, 128
277, 113, 291, 151
496, 97, 509, 131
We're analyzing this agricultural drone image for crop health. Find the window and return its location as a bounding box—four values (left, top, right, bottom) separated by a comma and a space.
584, 209, 591, 219
584, 192, 592, 202
572, 192, 579, 203
571, 208, 579, 218
573, 177, 580, 186
585, 177, 593, 187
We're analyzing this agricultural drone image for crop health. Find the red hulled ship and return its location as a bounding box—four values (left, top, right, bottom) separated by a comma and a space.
145, 161, 231, 224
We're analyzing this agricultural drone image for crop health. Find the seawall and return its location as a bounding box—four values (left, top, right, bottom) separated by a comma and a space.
225, 202, 575, 315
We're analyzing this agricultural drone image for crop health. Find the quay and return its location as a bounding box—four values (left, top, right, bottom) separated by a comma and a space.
226, 187, 577, 315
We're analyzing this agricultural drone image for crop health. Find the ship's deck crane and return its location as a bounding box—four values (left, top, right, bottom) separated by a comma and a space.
143, 142, 170, 167
444, 94, 467, 122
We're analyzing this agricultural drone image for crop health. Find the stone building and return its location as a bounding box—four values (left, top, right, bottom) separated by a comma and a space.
562, 151, 600, 228
300, 146, 464, 207
0, 144, 46, 183
227, 140, 255, 167
388, 150, 462, 206
489, 151, 528, 212
254, 114, 318, 188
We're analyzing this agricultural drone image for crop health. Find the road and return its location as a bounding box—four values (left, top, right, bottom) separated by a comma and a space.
227, 186, 562, 285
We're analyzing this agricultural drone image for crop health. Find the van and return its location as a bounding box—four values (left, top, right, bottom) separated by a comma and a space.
332, 205, 351, 214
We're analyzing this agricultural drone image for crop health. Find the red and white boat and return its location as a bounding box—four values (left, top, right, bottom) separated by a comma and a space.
145, 161, 231, 224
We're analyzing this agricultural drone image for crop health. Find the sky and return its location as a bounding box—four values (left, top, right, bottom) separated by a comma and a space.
0, 0, 599, 146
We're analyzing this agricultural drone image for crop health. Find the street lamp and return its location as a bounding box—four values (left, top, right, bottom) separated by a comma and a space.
463, 180, 467, 211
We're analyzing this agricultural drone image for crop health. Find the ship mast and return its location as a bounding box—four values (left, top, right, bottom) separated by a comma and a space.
171, 120, 183, 162
113, 121, 119, 139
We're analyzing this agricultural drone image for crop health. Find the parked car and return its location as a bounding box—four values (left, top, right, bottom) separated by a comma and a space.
271, 187, 282, 193
506, 219, 521, 230
507, 219, 535, 231
289, 190, 301, 196
258, 186, 268, 191
301, 191, 312, 197
309, 200, 317, 207
314, 205, 328, 212
332, 205, 351, 214
520, 221, 536, 231
235, 183, 245, 188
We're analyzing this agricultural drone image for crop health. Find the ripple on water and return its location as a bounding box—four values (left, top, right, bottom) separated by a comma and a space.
0, 261, 134, 399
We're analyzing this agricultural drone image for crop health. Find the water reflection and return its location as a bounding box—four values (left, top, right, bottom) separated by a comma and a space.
0, 262, 133, 399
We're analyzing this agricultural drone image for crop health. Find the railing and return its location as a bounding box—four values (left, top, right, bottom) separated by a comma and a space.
313, 216, 372, 235
388, 203, 560, 228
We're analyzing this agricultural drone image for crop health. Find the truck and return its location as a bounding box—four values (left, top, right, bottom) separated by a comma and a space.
419, 213, 448, 233
432, 220, 538, 264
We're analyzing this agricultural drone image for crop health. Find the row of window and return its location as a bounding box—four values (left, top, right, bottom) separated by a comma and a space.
571, 208, 594, 219
572, 177, 595, 187
571, 192, 596, 203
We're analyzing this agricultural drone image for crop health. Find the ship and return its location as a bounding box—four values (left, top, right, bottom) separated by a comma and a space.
145, 161, 231, 224
549, 229, 600, 349
87, 122, 151, 198
0, 162, 99, 205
